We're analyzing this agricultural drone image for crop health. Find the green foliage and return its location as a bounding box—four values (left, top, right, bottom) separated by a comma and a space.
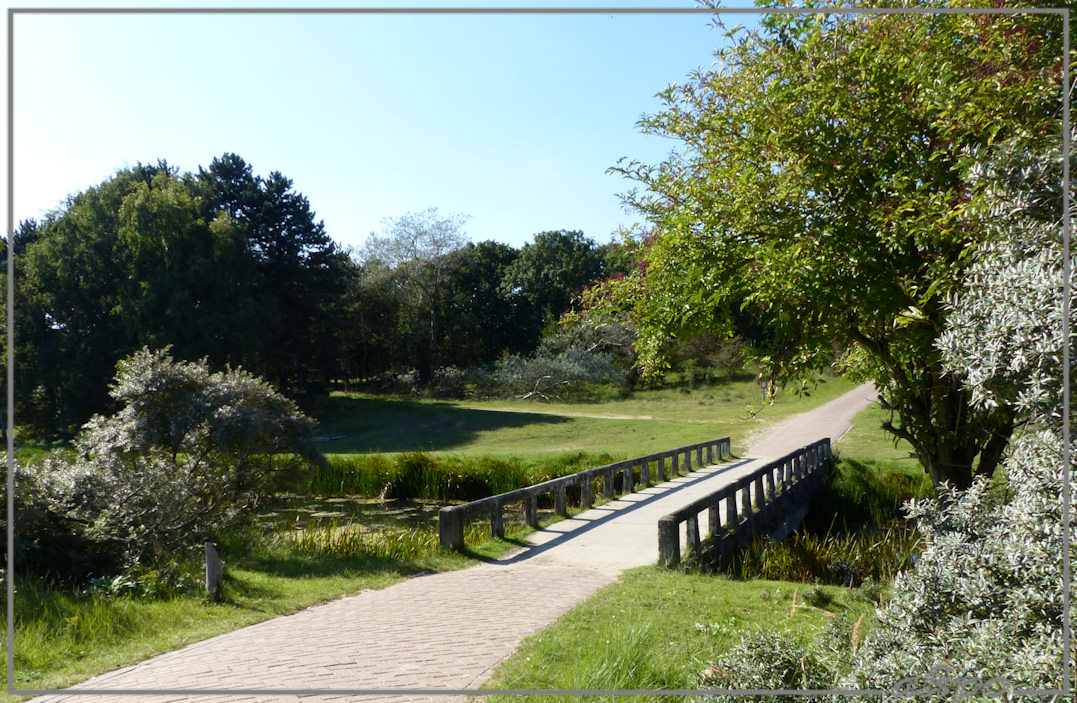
12, 154, 350, 438
695, 629, 835, 702
356, 208, 470, 379
607, 5, 1063, 490
286, 521, 486, 561
299, 450, 617, 502
805, 457, 932, 532
29, 347, 323, 575
706, 525, 922, 589
693, 24, 1074, 697
501, 229, 608, 339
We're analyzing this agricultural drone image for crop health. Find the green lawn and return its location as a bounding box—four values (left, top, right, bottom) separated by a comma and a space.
480, 567, 876, 701
316, 374, 859, 459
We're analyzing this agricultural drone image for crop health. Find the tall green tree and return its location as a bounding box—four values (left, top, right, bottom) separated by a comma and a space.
502, 229, 608, 347
196, 154, 351, 395
14, 155, 350, 438
357, 208, 469, 379
15, 163, 170, 436
440, 241, 529, 366
609, 3, 1065, 490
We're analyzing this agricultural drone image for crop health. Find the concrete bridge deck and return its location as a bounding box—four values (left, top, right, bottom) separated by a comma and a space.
31, 382, 877, 702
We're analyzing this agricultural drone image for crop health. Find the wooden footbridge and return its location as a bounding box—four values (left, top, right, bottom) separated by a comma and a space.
438, 434, 832, 567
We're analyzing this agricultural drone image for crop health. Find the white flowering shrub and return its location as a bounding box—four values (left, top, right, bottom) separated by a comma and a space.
31, 347, 323, 571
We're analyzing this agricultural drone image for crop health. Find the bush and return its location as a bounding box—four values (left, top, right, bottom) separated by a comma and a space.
27, 347, 324, 577
695, 629, 836, 702
300, 451, 619, 502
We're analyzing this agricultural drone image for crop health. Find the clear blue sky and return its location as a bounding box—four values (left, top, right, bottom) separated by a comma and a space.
9, 1, 753, 250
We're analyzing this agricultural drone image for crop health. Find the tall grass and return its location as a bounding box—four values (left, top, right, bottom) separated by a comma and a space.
286, 520, 488, 560
704, 524, 922, 587
687, 456, 931, 586
298, 450, 619, 500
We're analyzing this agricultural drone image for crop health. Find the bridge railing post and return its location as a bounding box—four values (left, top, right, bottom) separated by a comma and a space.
657, 456, 666, 483
555, 484, 568, 516
525, 495, 538, 527
491, 501, 504, 539
686, 513, 701, 552
657, 516, 681, 566
439, 507, 465, 550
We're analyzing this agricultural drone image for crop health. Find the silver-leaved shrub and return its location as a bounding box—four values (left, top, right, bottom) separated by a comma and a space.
843, 138, 1073, 698
30, 347, 323, 570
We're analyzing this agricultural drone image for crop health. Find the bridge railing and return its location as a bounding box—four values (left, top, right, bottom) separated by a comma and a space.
438, 436, 732, 550
657, 438, 832, 567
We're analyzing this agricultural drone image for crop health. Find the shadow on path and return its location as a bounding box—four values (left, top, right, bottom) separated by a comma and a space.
485, 457, 755, 566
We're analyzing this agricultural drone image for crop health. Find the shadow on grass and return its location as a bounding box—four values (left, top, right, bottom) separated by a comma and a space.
230, 550, 426, 582
315, 395, 571, 454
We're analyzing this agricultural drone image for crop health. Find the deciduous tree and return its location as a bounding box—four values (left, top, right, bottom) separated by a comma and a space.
609, 4, 1065, 490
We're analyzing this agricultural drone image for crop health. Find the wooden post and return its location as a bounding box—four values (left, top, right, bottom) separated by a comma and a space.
684, 449, 692, 472
604, 469, 615, 498
708, 504, 720, 537
754, 476, 768, 525
657, 456, 666, 483
695, 446, 703, 467
641, 459, 651, 486
687, 514, 700, 552
555, 485, 568, 516
658, 517, 681, 566
706, 443, 714, 464
525, 495, 539, 527
622, 465, 633, 494
438, 507, 465, 550
672, 453, 680, 477
725, 492, 738, 528
741, 485, 753, 532
491, 502, 504, 538
581, 477, 593, 510
205, 542, 223, 601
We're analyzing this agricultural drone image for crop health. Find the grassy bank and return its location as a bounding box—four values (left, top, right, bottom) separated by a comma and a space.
481, 567, 876, 701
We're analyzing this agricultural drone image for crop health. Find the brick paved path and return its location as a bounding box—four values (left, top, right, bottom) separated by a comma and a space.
31, 383, 876, 702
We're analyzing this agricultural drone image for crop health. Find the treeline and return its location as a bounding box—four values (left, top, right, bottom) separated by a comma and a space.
4, 155, 636, 439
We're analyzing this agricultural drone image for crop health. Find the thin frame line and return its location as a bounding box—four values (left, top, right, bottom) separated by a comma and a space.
6, 6, 14, 697
5, 5, 1071, 13
5, 4, 1071, 699
8, 687, 1074, 697
1063, 6, 1073, 697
